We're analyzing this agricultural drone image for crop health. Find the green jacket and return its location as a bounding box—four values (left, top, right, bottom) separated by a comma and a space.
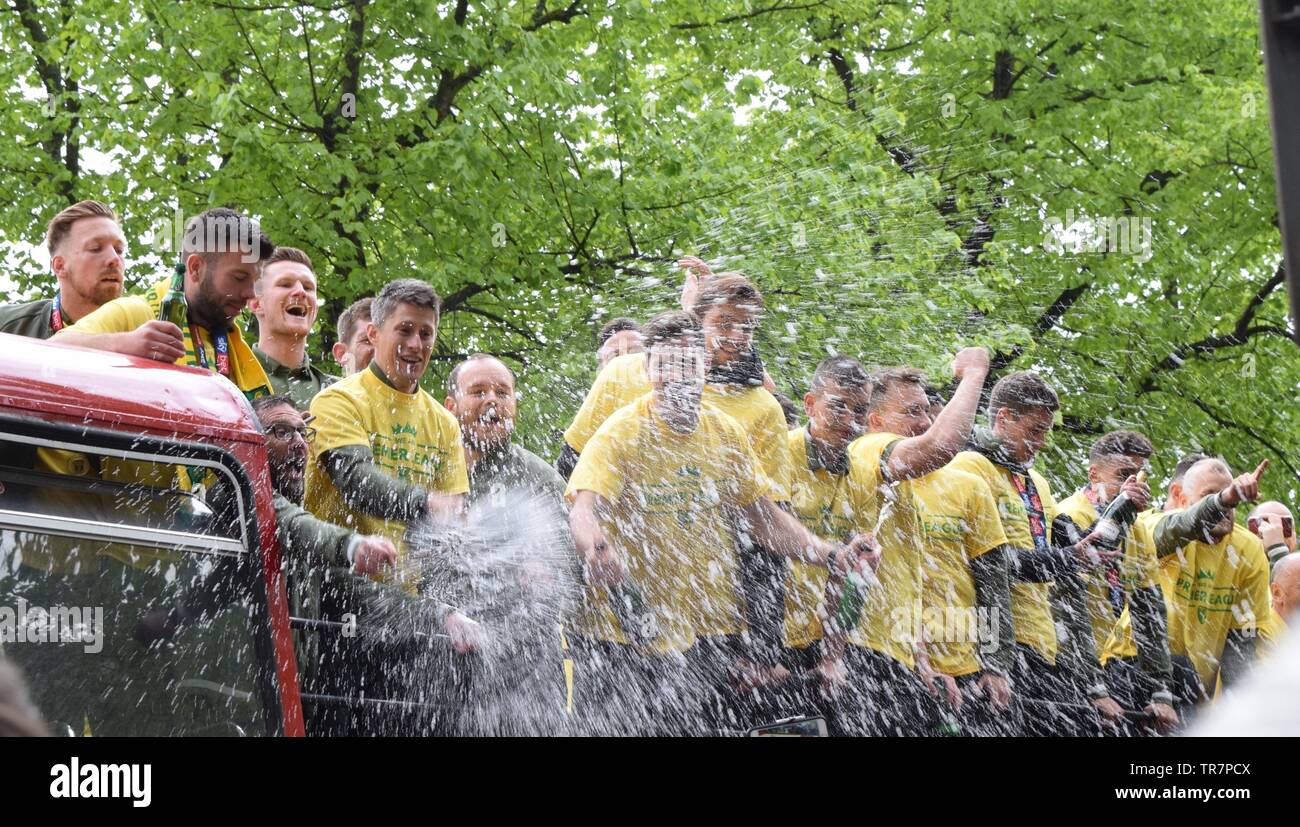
1154, 493, 1227, 556
274, 491, 451, 681
0, 298, 56, 340
273, 492, 358, 684
466, 443, 566, 509
274, 492, 355, 571
253, 345, 337, 411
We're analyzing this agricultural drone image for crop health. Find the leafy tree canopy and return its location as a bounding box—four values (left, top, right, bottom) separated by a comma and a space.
1, 0, 1293, 497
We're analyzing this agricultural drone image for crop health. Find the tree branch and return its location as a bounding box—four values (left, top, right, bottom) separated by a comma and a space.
988, 281, 1093, 373
672, 2, 827, 30
11, 0, 77, 200
1184, 396, 1300, 483
1136, 264, 1287, 394
397, 1, 586, 143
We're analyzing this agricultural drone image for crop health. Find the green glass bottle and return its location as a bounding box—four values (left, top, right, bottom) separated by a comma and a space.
835, 569, 867, 634
934, 695, 963, 736
159, 264, 189, 328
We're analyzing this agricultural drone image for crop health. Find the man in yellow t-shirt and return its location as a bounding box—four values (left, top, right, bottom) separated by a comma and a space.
913, 466, 1013, 735
1101, 453, 1211, 713
560, 280, 791, 497
829, 351, 1008, 737
1055, 430, 1178, 733
304, 279, 471, 735
306, 279, 469, 596
559, 274, 796, 696
948, 371, 1125, 736
565, 312, 867, 736
596, 317, 644, 367
1147, 457, 1273, 695
46, 207, 274, 498
780, 356, 871, 727
560, 349, 651, 469
54, 207, 274, 399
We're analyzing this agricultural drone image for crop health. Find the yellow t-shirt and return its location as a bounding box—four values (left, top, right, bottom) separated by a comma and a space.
1100, 510, 1179, 664
947, 451, 1060, 664
564, 393, 769, 654
563, 352, 651, 454
1055, 490, 1160, 660
701, 384, 793, 502
1158, 520, 1272, 688
914, 467, 1009, 677
782, 428, 857, 649
53, 280, 272, 398
1259, 608, 1287, 655
39, 281, 271, 570
562, 352, 792, 500
841, 431, 926, 668
305, 366, 469, 587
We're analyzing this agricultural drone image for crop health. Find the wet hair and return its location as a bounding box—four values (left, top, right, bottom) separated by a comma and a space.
987, 370, 1060, 418
1184, 457, 1232, 486
1090, 430, 1154, 463
181, 207, 275, 262
337, 297, 373, 344
691, 274, 765, 319
45, 199, 118, 255
371, 279, 441, 328
1171, 452, 1209, 483
773, 392, 801, 428
641, 310, 703, 350
597, 317, 639, 348
866, 367, 929, 413
251, 394, 300, 420
448, 353, 510, 396
924, 384, 946, 407
810, 355, 871, 393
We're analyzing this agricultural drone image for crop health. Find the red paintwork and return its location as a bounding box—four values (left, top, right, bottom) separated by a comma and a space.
0, 333, 305, 736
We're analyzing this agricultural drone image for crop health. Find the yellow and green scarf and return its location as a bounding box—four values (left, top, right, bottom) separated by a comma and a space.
146, 279, 272, 400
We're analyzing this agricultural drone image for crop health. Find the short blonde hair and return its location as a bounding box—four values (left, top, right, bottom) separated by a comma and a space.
45, 200, 117, 255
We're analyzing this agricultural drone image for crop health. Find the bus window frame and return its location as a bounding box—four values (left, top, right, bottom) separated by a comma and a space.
0, 508, 245, 557
0, 412, 286, 735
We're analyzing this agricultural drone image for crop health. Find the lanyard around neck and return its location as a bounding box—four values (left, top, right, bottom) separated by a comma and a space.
189, 320, 231, 377
50, 292, 67, 332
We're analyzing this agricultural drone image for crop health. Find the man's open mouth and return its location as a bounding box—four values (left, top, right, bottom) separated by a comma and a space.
285, 305, 309, 318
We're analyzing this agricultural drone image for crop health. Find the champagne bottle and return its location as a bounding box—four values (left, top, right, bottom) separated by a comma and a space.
159, 264, 189, 328
835, 568, 868, 634
1092, 470, 1148, 552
